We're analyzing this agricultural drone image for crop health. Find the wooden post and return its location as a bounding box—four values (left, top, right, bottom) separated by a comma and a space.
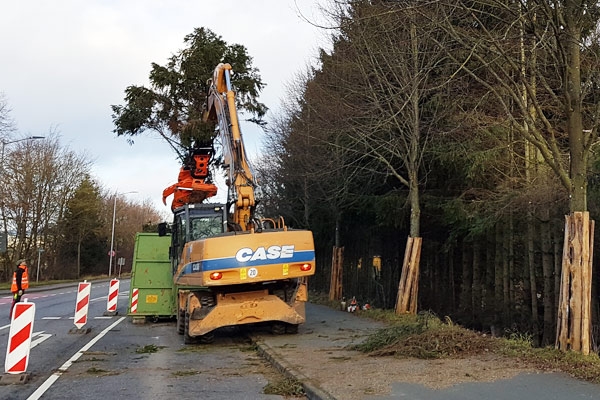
395, 236, 422, 314
329, 246, 344, 301
556, 212, 594, 355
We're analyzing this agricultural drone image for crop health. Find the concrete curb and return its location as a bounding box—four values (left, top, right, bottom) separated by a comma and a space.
251, 336, 337, 400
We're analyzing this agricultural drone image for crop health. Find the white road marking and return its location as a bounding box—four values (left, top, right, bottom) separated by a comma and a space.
42, 317, 61, 320
27, 317, 126, 400
30, 331, 52, 349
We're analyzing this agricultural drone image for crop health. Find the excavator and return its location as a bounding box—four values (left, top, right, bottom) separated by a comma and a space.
155, 63, 316, 343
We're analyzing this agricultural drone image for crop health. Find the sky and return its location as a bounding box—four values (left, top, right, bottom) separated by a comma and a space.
0, 0, 329, 219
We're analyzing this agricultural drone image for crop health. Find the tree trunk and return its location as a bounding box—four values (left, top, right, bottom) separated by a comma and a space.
527, 211, 540, 344
460, 241, 473, 325
556, 212, 593, 355
471, 241, 481, 329
395, 236, 422, 314
541, 209, 555, 346
494, 223, 504, 334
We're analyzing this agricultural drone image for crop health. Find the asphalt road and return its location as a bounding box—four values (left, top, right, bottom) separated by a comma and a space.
0, 279, 299, 400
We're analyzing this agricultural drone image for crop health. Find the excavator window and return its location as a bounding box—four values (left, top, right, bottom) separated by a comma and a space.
190, 216, 223, 240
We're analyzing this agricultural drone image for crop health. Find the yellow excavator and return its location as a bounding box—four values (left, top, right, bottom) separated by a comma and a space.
162, 63, 316, 343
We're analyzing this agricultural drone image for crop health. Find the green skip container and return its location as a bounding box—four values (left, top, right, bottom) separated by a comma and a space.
128, 232, 176, 319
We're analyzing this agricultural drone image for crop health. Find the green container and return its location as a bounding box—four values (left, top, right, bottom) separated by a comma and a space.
128, 232, 176, 317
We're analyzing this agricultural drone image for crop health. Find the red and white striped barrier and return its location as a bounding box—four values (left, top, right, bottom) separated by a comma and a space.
5, 300, 35, 374
130, 288, 138, 313
74, 281, 91, 329
106, 279, 119, 312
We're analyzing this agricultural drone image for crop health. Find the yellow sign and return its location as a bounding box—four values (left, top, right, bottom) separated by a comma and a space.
283, 264, 289, 276
146, 294, 158, 304
240, 268, 247, 280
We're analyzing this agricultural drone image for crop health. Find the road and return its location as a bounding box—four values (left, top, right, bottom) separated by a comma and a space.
0, 279, 299, 400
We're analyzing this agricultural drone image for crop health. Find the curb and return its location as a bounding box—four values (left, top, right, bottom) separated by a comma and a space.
250, 336, 337, 400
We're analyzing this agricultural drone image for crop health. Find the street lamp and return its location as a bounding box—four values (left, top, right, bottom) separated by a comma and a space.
109, 190, 137, 277
1, 135, 45, 165
36, 247, 44, 283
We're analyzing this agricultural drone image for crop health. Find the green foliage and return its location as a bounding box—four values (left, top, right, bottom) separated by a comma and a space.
135, 344, 165, 354
263, 377, 304, 396
112, 27, 267, 156
58, 176, 105, 277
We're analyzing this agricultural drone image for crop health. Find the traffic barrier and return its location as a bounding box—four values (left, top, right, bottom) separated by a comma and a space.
130, 288, 138, 313
4, 300, 35, 374
106, 279, 119, 312
74, 281, 91, 329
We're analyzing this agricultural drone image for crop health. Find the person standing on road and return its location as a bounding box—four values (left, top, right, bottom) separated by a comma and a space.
10, 259, 29, 318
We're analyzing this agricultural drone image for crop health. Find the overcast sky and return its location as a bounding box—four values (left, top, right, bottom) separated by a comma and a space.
0, 0, 328, 219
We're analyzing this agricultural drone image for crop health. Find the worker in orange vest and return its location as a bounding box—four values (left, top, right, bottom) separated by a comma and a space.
10, 259, 29, 318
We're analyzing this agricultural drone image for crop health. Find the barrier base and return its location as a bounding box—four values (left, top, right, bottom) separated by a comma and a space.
131, 316, 146, 324
103, 310, 118, 316
0, 373, 31, 385
68, 327, 92, 335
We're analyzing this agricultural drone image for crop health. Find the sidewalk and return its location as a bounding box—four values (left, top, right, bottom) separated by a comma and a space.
250, 303, 600, 400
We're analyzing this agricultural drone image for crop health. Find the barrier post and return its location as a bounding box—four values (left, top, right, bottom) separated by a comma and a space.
104, 279, 119, 316
130, 288, 139, 314
2, 300, 35, 383
70, 281, 91, 334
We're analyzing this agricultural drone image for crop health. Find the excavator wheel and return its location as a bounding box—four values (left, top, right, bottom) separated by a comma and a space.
184, 311, 194, 344
176, 308, 184, 335
285, 323, 299, 334
271, 322, 286, 335
198, 332, 215, 344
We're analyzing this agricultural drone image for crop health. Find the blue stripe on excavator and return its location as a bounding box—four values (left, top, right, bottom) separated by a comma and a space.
178, 249, 315, 277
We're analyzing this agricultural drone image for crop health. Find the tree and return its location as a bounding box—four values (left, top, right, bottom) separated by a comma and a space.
312, 1, 455, 312
0, 92, 15, 137
432, 0, 600, 353
59, 177, 103, 278
111, 27, 267, 159
0, 131, 93, 279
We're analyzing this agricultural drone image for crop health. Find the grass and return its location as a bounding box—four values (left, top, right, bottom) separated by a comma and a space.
135, 344, 165, 354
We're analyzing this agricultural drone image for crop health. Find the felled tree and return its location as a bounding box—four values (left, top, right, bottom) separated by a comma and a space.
111, 27, 267, 159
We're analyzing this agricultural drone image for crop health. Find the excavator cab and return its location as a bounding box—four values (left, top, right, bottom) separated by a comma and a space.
170, 203, 227, 273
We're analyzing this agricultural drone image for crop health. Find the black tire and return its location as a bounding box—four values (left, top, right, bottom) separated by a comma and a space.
272, 322, 286, 335
285, 323, 299, 334
184, 311, 194, 344
198, 332, 215, 344
176, 308, 184, 335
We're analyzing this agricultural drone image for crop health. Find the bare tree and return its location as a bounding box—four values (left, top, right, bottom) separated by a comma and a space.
432, 0, 600, 353
0, 131, 92, 278
0, 92, 15, 138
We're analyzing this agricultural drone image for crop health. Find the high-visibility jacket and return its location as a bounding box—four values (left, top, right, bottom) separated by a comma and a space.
11, 265, 29, 292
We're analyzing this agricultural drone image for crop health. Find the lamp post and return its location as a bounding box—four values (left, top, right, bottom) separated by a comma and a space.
108, 190, 137, 277
1, 136, 45, 166
36, 247, 44, 283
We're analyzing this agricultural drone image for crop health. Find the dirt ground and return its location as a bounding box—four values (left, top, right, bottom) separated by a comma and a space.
298, 347, 536, 399
254, 304, 543, 400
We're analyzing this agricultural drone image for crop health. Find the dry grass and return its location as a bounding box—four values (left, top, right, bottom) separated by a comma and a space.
348, 308, 600, 384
